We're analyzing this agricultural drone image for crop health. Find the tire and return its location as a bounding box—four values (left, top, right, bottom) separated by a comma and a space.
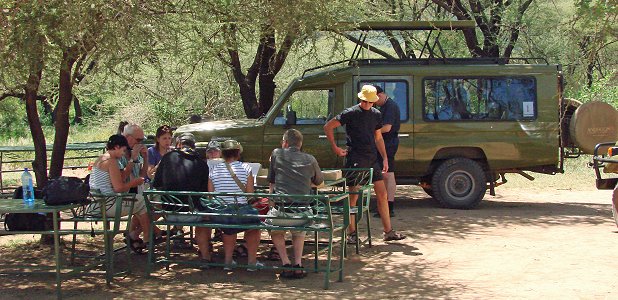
422, 186, 434, 197
431, 158, 487, 209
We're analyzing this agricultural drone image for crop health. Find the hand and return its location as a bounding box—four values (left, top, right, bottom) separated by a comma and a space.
139, 145, 148, 157
334, 147, 348, 157
382, 158, 389, 173
131, 144, 143, 160
133, 177, 145, 186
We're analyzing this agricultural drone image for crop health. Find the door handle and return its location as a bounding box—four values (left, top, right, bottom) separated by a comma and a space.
398, 134, 410, 138
318, 135, 327, 139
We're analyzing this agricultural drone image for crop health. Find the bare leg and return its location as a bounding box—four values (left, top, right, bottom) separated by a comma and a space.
384, 172, 396, 203
195, 227, 212, 260
222, 233, 237, 264
244, 229, 261, 265
270, 231, 291, 265
292, 232, 306, 266
373, 180, 392, 232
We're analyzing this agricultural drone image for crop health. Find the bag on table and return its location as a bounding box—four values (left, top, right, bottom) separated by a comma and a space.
43, 176, 90, 206
3, 187, 48, 231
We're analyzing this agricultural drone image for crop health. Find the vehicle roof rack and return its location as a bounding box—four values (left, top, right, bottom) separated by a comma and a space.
301, 57, 549, 78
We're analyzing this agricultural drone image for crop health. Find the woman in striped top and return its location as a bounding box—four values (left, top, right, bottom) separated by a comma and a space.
208, 140, 262, 270
87, 134, 155, 253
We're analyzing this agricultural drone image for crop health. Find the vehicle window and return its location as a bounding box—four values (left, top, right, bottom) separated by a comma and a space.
423, 77, 537, 121
359, 81, 409, 121
273, 89, 332, 125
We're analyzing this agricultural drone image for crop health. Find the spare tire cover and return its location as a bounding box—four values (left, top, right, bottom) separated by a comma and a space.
569, 101, 618, 154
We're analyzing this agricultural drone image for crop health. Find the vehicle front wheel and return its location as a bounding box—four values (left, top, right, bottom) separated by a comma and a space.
431, 158, 487, 209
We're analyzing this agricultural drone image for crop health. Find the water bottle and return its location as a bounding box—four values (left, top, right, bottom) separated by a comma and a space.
21, 168, 35, 205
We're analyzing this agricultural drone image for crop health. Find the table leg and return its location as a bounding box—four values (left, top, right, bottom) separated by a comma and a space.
53, 212, 62, 299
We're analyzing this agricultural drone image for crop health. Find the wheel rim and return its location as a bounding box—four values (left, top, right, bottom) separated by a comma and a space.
444, 170, 475, 200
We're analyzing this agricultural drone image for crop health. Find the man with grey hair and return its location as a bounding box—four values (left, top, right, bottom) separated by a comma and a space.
268, 129, 323, 279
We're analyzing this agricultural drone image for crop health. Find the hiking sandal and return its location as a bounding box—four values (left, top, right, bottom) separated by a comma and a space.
346, 231, 358, 244
383, 230, 406, 241
280, 263, 295, 279
291, 264, 307, 279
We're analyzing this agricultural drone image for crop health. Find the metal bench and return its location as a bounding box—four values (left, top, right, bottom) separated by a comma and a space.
143, 190, 350, 289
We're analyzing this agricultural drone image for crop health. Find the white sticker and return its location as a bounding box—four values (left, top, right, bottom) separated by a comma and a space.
522, 102, 534, 117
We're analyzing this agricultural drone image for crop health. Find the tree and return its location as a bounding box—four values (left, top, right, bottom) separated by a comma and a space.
0, 1, 166, 182
190, 0, 358, 118
431, 0, 535, 58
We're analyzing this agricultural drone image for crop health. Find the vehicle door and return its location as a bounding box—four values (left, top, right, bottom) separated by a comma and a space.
353, 76, 414, 176
262, 88, 342, 169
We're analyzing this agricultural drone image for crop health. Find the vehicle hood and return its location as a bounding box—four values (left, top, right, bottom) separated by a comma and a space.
176, 119, 262, 132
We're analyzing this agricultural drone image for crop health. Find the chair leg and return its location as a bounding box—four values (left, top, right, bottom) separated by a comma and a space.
323, 234, 333, 289
70, 221, 78, 264
314, 231, 319, 272
366, 209, 372, 248
338, 230, 345, 282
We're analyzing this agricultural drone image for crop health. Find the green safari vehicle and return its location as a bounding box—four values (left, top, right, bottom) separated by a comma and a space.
176, 22, 618, 209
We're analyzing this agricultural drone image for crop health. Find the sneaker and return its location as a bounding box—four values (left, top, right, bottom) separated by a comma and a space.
383, 230, 406, 241
223, 260, 237, 271
247, 261, 264, 272
346, 232, 358, 244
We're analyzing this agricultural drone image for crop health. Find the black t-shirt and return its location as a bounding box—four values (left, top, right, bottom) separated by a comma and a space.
335, 104, 383, 159
378, 98, 401, 152
152, 148, 209, 210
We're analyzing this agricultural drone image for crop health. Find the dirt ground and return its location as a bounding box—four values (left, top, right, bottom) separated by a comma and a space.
1, 185, 617, 300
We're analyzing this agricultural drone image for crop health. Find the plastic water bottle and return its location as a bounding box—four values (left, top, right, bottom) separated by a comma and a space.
21, 168, 35, 205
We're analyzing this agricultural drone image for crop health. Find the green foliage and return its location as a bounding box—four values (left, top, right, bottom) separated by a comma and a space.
566, 72, 618, 106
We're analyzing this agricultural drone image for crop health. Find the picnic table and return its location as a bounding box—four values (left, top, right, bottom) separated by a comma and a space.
0, 196, 131, 299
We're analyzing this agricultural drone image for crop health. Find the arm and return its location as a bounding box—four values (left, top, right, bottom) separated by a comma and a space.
375, 129, 388, 173
139, 147, 149, 177
311, 159, 324, 185
380, 124, 393, 133
107, 158, 144, 193
323, 119, 347, 157
246, 172, 255, 193
207, 178, 214, 192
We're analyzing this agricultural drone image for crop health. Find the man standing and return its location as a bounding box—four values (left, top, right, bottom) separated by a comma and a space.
152, 133, 213, 262
268, 129, 324, 278
323, 85, 405, 242
374, 85, 400, 218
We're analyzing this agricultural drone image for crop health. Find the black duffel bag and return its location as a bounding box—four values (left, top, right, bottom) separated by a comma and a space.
3, 187, 48, 231
42, 176, 90, 206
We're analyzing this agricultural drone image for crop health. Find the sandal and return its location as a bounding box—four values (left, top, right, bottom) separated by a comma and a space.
291, 264, 307, 279
125, 235, 146, 254
280, 263, 295, 279
383, 230, 406, 241
266, 247, 280, 261
346, 231, 358, 244
234, 244, 248, 258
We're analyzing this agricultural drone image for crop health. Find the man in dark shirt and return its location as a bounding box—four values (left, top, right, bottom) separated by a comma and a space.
268, 129, 323, 278
152, 133, 213, 262
324, 84, 406, 242
375, 85, 401, 217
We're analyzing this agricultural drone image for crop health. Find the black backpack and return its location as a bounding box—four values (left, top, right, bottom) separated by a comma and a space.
3, 187, 47, 231
42, 176, 90, 206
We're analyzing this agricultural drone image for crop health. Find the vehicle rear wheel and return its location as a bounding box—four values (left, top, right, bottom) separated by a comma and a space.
431, 158, 487, 209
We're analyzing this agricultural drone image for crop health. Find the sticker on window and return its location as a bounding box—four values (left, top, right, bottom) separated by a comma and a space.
522, 102, 534, 117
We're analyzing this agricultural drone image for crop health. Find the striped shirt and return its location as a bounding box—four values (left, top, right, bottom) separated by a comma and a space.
89, 166, 114, 194
209, 161, 252, 204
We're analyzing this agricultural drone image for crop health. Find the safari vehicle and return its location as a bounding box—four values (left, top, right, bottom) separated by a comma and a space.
176, 21, 618, 209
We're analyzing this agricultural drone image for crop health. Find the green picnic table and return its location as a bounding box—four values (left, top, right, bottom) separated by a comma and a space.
0, 197, 130, 299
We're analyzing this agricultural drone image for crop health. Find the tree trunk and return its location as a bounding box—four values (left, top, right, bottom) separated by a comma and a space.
24, 59, 48, 187
72, 94, 83, 124
49, 48, 78, 179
